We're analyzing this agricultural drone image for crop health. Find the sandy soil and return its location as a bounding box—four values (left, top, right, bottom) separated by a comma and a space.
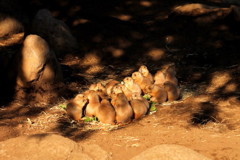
1, 0, 240, 159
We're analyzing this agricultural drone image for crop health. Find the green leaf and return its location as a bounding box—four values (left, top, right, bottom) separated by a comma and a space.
149, 101, 157, 112
82, 116, 99, 122
59, 104, 67, 109
143, 94, 151, 100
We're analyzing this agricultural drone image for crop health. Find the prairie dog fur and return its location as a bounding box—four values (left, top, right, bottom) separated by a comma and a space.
123, 77, 142, 96
145, 84, 167, 103
85, 91, 101, 117
139, 65, 154, 83
111, 93, 133, 124
132, 71, 152, 93
164, 81, 180, 101
66, 94, 88, 121
96, 99, 116, 125
130, 93, 149, 119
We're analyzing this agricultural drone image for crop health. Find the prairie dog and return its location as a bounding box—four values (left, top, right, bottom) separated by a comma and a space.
89, 82, 105, 92
154, 70, 166, 85
111, 93, 133, 124
66, 94, 88, 121
139, 65, 154, 83
164, 64, 178, 85
119, 84, 133, 101
154, 64, 178, 85
85, 91, 101, 117
145, 84, 167, 103
105, 80, 120, 96
164, 81, 180, 101
111, 84, 123, 96
130, 93, 149, 119
123, 77, 142, 96
132, 72, 152, 93
96, 99, 116, 125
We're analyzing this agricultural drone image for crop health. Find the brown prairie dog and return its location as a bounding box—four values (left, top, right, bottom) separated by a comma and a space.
164, 81, 180, 101
138, 65, 154, 83
105, 80, 120, 96
130, 93, 148, 119
154, 64, 178, 86
66, 94, 88, 121
85, 91, 101, 117
89, 82, 105, 92
111, 83, 133, 101
145, 84, 167, 103
111, 93, 133, 124
123, 77, 142, 96
164, 65, 178, 85
154, 70, 166, 86
132, 72, 152, 93
96, 99, 116, 125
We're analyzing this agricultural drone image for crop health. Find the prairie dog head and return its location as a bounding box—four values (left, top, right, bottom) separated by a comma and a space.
74, 94, 88, 105
89, 82, 105, 91
85, 90, 100, 102
132, 72, 143, 81
144, 85, 154, 93
163, 64, 176, 76
111, 84, 123, 95
131, 92, 142, 100
123, 77, 134, 85
139, 65, 149, 76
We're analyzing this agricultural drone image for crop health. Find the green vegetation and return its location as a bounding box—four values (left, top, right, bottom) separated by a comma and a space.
82, 116, 99, 122
143, 94, 151, 100
149, 101, 157, 112
59, 104, 67, 109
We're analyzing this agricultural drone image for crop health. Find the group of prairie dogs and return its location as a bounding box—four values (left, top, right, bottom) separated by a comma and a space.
67, 64, 180, 125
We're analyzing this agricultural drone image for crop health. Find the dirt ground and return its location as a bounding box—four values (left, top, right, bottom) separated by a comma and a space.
1, 0, 240, 159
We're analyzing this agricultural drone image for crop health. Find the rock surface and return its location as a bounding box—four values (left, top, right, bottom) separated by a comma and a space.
17, 34, 62, 87
131, 144, 211, 160
0, 14, 24, 46
32, 9, 78, 56
0, 134, 110, 160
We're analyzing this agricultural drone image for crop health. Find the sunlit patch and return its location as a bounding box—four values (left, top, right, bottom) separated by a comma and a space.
147, 48, 165, 61
139, 1, 152, 7
72, 18, 89, 26
85, 65, 104, 74
68, 6, 81, 16
165, 35, 175, 44
207, 72, 231, 93
81, 53, 100, 66
224, 83, 237, 93
112, 49, 124, 57
107, 47, 125, 58
114, 14, 132, 21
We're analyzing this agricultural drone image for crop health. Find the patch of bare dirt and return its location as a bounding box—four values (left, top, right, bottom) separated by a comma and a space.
1, 0, 240, 159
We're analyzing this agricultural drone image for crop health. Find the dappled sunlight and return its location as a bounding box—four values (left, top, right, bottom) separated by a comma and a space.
113, 14, 132, 21
72, 18, 89, 26
147, 48, 165, 61
85, 64, 104, 74
107, 47, 124, 58
206, 71, 231, 94
139, 1, 152, 7
80, 52, 101, 66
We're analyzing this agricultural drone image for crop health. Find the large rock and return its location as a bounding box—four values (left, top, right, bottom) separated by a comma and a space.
17, 34, 62, 87
0, 14, 24, 46
223, 0, 240, 5
32, 9, 78, 56
0, 134, 110, 160
131, 144, 211, 160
